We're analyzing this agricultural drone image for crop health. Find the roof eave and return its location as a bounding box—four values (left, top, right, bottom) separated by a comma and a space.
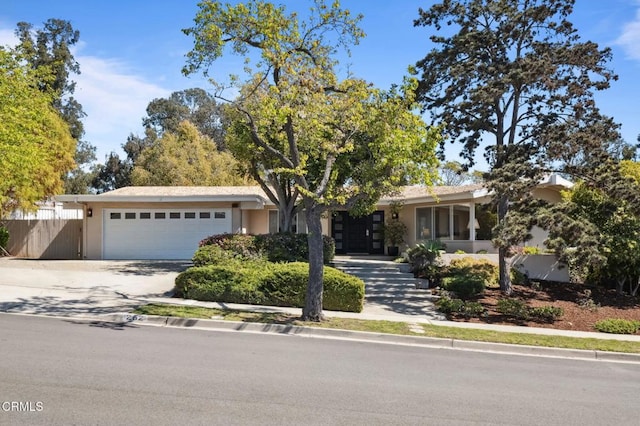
55, 194, 268, 204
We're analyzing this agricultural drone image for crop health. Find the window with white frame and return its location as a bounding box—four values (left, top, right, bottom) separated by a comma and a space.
416, 204, 474, 241
268, 210, 307, 234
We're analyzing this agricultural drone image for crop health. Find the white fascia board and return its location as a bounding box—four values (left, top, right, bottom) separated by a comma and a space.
55, 194, 268, 205
539, 174, 574, 188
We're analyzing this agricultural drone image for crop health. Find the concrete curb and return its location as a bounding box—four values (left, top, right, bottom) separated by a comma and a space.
102, 313, 640, 364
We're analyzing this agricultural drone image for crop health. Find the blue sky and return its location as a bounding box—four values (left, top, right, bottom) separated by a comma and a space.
2, 0, 639, 171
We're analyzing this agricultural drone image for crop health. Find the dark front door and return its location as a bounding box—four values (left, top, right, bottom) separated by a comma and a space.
346, 215, 368, 253
332, 211, 385, 255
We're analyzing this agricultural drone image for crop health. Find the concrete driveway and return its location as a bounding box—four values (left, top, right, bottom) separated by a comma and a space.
0, 258, 189, 317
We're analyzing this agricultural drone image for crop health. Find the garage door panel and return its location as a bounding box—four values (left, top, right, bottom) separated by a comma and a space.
103, 208, 231, 259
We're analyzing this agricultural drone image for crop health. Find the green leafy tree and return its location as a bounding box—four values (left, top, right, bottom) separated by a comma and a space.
183, 0, 440, 320
91, 88, 226, 192
144, 88, 225, 148
131, 121, 252, 186
541, 161, 640, 295
14, 19, 97, 194
413, 0, 620, 293
0, 48, 75, 217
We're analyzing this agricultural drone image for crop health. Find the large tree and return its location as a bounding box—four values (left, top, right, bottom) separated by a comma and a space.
15, 19, 96, 194
0, 48, 75, 217
541, 160, 640, 295
131, 121, 252, 186
91, 88, 227, 193
183, 0, 440, 320
413, 0, 619, 293
144, 88, 225, 149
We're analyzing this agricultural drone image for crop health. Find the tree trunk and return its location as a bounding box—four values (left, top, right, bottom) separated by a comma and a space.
497, 195, 512, 295
302, 208, 324, 321
279, 205, 295, 233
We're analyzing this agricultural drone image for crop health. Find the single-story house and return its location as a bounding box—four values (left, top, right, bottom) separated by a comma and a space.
54, 175, 572, 260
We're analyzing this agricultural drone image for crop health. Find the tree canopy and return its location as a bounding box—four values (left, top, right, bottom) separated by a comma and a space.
130, 121, 252, 186
541, 160, 640, 295
91, 88, 231, 193
0, 48, 75, 217
413, 0, 620, 293
184, 0, 440, 320
14, 19, 96, 194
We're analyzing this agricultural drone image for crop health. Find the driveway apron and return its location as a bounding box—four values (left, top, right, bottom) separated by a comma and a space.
0, 258, 185, 316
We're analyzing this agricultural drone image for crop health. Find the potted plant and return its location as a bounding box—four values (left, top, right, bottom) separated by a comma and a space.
382, 201, 407, 257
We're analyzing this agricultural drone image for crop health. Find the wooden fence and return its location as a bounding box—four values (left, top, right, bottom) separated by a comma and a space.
4, 219, 82, 259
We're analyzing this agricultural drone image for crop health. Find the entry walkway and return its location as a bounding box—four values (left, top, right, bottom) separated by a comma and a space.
331, 255, 446, 321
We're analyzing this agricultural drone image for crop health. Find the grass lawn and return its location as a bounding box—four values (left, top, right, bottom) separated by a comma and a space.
133, 303, 640, 354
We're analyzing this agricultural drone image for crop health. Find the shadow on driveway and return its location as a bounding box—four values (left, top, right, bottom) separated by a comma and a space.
106, 261, 192, 276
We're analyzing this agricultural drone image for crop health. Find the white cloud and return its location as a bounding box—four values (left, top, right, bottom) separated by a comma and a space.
615, 8, 640, 61
0, 27, 17, 47
73, 55, 170, 161
0, 23, 170, 161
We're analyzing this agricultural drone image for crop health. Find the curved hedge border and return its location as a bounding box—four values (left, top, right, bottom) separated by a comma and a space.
175, 261, 364, 313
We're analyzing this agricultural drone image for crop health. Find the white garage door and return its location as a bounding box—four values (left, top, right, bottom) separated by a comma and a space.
103, 208, 232, 259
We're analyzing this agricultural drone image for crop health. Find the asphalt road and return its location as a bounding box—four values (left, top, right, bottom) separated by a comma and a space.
1, 313, 638, 426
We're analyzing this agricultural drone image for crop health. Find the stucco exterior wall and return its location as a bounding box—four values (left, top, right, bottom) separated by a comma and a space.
246, 209, 270, 234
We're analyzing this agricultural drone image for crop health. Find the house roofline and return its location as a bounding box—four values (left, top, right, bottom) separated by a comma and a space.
55, 194, 268, 205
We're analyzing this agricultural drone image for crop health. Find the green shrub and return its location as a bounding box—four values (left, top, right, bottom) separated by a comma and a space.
174, 261, 269, 304
476, 249, 488, 254
510, 267, 528, 285
522, 246, 541, 255
442, 275, 485, 299
0, 226, 8, 251
594, 319, 640, 334
199, 232, 335, 264
497, 299, 563, 322
529, 306, 564, 322
436, 297, 486, 318
448, 257, 498, 288
462, 302, 487, 319
192, 245, 244, 266
454, 249, 466, 254
497, 298, 529, 320
436, 296, 464, 314
407, 241, 445, 280
255, 233, 335, 264
174, 262, 363, 312
199, 233, 261, 259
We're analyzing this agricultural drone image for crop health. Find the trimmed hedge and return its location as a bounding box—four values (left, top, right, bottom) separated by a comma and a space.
197, 232, 335, 264
175, 261, 364, 313
594, 319, 640, 334
255, 233, 335, 264
192, 245, 244, 267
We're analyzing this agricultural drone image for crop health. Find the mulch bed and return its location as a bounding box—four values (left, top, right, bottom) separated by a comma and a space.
444, 281, 640, 334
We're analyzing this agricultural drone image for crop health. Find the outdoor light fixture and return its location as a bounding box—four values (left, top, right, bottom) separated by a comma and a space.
87, 208, 93, 218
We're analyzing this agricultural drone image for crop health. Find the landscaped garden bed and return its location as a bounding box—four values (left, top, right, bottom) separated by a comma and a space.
440, 280, 640, 334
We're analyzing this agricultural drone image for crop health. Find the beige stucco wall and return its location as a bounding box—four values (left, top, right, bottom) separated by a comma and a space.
532, 187, 564, 203
246, 209, 270, 235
